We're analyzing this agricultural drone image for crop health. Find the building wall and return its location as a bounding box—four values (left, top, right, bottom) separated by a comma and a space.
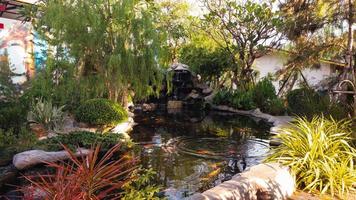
0, 18, 34, 84
302, 63, 332, 86
253, 52, 333, 92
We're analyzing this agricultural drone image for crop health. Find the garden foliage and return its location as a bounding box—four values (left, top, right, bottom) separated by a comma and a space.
27, 0, 167, 104
0, 102, 27, 131
27, 98, 65, 131
36, 131, 131, 152
213, 77, 285, 115
22, 144, 138, 200
122, 169, 162, 200
213, 89, 256, 110
287, 87, 348, 119
201, 0, 282, 89
179, 44, 233, 88
252, 77, 285, 115
266, 116, 356, 198
0, 130, 130, 165
75, 98, 128, 126
0, 127, 37, 163
0, 52, 17, 99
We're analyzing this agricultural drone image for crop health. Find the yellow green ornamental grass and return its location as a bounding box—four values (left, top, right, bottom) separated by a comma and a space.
266, 116, 356, 198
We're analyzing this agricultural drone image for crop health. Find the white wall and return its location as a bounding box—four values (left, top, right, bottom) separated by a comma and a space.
253, 52, 333, 92
301, 63, 332, 86
253, 53, 287, 90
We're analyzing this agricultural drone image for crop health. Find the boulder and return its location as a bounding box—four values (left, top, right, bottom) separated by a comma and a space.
189, 163, 295, 200
167, 100, 183, 109
187, 90, 200, 99
111, 117, 135, 135
13, 148, 90, 170
204, 91, 217, 104
142, 103, 157, 112
202, 87, 213, 95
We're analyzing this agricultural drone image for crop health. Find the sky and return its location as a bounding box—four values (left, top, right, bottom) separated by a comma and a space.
186, 0, 205, 16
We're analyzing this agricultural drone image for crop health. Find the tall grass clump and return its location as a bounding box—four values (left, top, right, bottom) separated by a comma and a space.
27, 98, 65, 131
266, 116, 356, 198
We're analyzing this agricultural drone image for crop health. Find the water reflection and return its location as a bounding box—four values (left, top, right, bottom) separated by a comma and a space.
131, 110, 270, 199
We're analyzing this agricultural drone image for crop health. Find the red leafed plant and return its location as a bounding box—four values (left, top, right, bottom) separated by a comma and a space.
21, 143, 138, 200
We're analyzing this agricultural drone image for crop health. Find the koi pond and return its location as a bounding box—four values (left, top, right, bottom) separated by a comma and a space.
131, 110, 271, 199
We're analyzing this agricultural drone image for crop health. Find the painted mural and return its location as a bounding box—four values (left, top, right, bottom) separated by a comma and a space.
0, 18, 46, 84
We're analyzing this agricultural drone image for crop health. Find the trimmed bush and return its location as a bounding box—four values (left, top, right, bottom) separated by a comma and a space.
266, 117, 356, 198
76, 98, 128, 126
36, 131, 130, 151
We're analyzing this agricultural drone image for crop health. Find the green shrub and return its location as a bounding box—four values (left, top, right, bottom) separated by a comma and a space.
266, 116, 356, 198
0, 102, 27, 131
213, 78, 285, 114
27, 98, 65, 131
252, 77, 276, 109
20, 59, 80, 111
287, 88, 348, 119
213, 89, 232, 106
179, 45, 233, 86
213, 89, 256, 110
251, 77, 285, 115
76, 98, 128, 126
0, 127, 37, 149
232, 90, 256, 110
0, 127, 37, 161
265, 98, 285, 115
36, 131, 129, 151
122, 169, 161, 200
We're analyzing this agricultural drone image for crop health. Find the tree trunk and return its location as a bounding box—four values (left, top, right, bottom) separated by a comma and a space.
335, 0, 354, 108
346, 0, 355, 116
118, 89, 129, 110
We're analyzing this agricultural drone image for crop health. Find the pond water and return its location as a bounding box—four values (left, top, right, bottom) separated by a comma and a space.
130, 110, 271, 199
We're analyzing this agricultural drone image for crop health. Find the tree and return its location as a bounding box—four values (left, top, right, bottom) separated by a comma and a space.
156, 0, 191, 63
277, 0, 345, 94
200, 0, 282, 90
0, 51, 17, 100
27, 0, 167, 106
277, 0, 356, 115
179, 43, 234, 89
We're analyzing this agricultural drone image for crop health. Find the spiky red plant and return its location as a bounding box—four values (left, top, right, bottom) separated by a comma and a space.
22, 143, 138, 200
